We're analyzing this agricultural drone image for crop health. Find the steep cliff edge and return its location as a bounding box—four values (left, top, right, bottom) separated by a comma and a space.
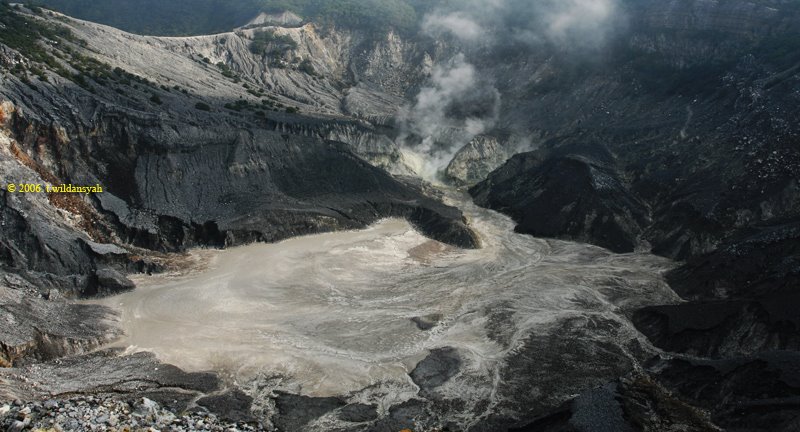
471, 144, 649, 253
467, 1, 800, 429
1, 1, 799, 430
0, 5, 478, 298
0, 5, 480, 392
473, 0, 800, 260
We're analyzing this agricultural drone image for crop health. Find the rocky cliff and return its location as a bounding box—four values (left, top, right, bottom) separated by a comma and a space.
0, 6, 479, 298
469, 1, 800, 429
1, 1, 799, 430
0, 5, 482, 399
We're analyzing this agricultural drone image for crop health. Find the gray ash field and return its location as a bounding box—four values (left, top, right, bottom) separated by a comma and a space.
94, 193, 676, 430
1, 0, 800, 430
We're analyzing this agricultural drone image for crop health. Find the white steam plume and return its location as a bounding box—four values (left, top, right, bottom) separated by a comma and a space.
397, 54, 500, 181
397, 0, 623, 181
424, 0, 622, 48
422, 11, 486, 42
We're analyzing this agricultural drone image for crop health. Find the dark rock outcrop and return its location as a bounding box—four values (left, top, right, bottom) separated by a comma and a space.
411, 313, 443, 331
471, 144, 649, 253
269, 392, 381, 429
445, 135, 509, 186
409, 347, 461, 397
648, 353, 800, 431
368, 399, 428, 432
0, 73, 478, 300
0, 281, 119, 368
633, 291, 800, 358
0, 349, 220, 403
271, 392, 346, 431
196, 389, 255, 423
339, 403, 379, 423
509, 374, 720, 432
630, 219, 800, 427
666, 220, 800, 301
94, 268, 135, 296
633, 219, 800, 357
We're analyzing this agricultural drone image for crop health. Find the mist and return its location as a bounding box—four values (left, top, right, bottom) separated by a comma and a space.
422, 0, 622, 47
398, 0, 625, 180
396, 54, 500, 180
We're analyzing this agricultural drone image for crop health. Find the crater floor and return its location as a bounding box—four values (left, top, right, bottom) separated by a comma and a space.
94, 193, 680, 427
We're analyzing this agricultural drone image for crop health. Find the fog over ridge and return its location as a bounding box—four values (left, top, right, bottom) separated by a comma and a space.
399, 0, 625, 180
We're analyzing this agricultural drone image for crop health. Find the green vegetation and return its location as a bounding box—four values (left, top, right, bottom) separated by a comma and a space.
215, 61, 237, 79
67, 49, 115, 84
31, 0, 428, 36
247, 86, 267, 97
195, 102, 211, 111
297, 0, 419, 34
298, 58, 316, 76
70, 72, 89, 88
0, 2, 77, 80
0, 3, 112, 93
31, 0, 261, 36
250, 30, 297, 55
109, 66, 157, 88
223, 96, 295, 115
224, 99, 252, 112
260, 97, 280, 109
0, 3, 165, 94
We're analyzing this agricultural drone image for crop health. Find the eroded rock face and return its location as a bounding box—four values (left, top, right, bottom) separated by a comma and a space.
0, 1, 799, 430
646, 353, 800, 431
409, 348, 461, 398
0, 280, 119, 368
467, 0, 800, 420
633, 220, 800, 358
666, 220, 800, 301
242, 11, 304, 28
0, 128, 133, 297
471, 144, 649, 253
0, 349, 219, 403
445, 135, 509, 186
47, 12, 429, 119
508, 372, 721, 432
0, 78, 477, 298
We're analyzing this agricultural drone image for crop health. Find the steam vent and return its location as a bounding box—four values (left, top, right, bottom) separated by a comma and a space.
1, 0, 799, 430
